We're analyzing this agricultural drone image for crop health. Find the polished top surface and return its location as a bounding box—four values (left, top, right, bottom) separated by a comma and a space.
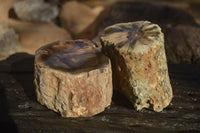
36, 40, 109, 73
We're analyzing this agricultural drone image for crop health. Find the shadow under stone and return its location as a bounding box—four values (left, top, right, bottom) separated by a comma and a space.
111, 89, 134, 109
0, 84, 18, 132
0, 53, 36, 101
11, 53, 36, 101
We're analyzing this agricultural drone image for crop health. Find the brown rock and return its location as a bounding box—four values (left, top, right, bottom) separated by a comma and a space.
99, 1, 196, 29
164, 24, 200, 64
100, 21, 173, 112
8, 19, 71, 55
59, 1, 104, 37
79, 1, 196, 40
34, 39, 112, 117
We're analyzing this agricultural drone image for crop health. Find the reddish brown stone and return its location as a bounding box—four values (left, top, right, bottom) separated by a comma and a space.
100, 21, 173, 112
34, 39, 112, 117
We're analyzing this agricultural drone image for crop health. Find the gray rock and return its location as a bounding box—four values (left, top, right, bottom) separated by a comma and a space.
13, 0, 59, 22
0, 24, 21, 57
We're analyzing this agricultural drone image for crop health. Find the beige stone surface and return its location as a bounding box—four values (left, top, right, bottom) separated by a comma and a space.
60, 1, 104, 37
0, 0, 17, 25
34, 40, 112, 117
100, 21, 173, 112
8, 19, 71, 55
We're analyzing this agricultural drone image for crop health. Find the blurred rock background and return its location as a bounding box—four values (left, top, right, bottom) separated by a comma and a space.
0, 0, 200, 64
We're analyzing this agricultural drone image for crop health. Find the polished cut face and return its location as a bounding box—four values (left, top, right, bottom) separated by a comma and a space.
36, 40, 109, 73
101, 21, 161, 51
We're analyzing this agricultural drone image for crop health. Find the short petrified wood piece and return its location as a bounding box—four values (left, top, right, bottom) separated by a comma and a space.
34, 40, 112, 117
100, 21, 173, 112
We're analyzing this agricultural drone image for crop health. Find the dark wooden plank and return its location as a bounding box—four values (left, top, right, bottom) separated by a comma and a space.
0, 56, 200, 132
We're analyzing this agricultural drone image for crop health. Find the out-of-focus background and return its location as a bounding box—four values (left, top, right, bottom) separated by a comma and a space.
0, 0, 200, 133
1, 0, 200, 64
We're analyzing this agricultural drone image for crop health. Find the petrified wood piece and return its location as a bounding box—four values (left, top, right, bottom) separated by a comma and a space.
34, 40, 112, 117
100, 21, 173, 112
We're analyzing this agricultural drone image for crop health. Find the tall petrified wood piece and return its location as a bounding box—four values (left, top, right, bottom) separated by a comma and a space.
34, 40, 112, 117
100, 21, 173, 112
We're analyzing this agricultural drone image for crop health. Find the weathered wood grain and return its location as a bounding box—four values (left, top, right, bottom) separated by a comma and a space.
100, 21, 173, 112
34, 40, 112, 117
0, 53, 199, 132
